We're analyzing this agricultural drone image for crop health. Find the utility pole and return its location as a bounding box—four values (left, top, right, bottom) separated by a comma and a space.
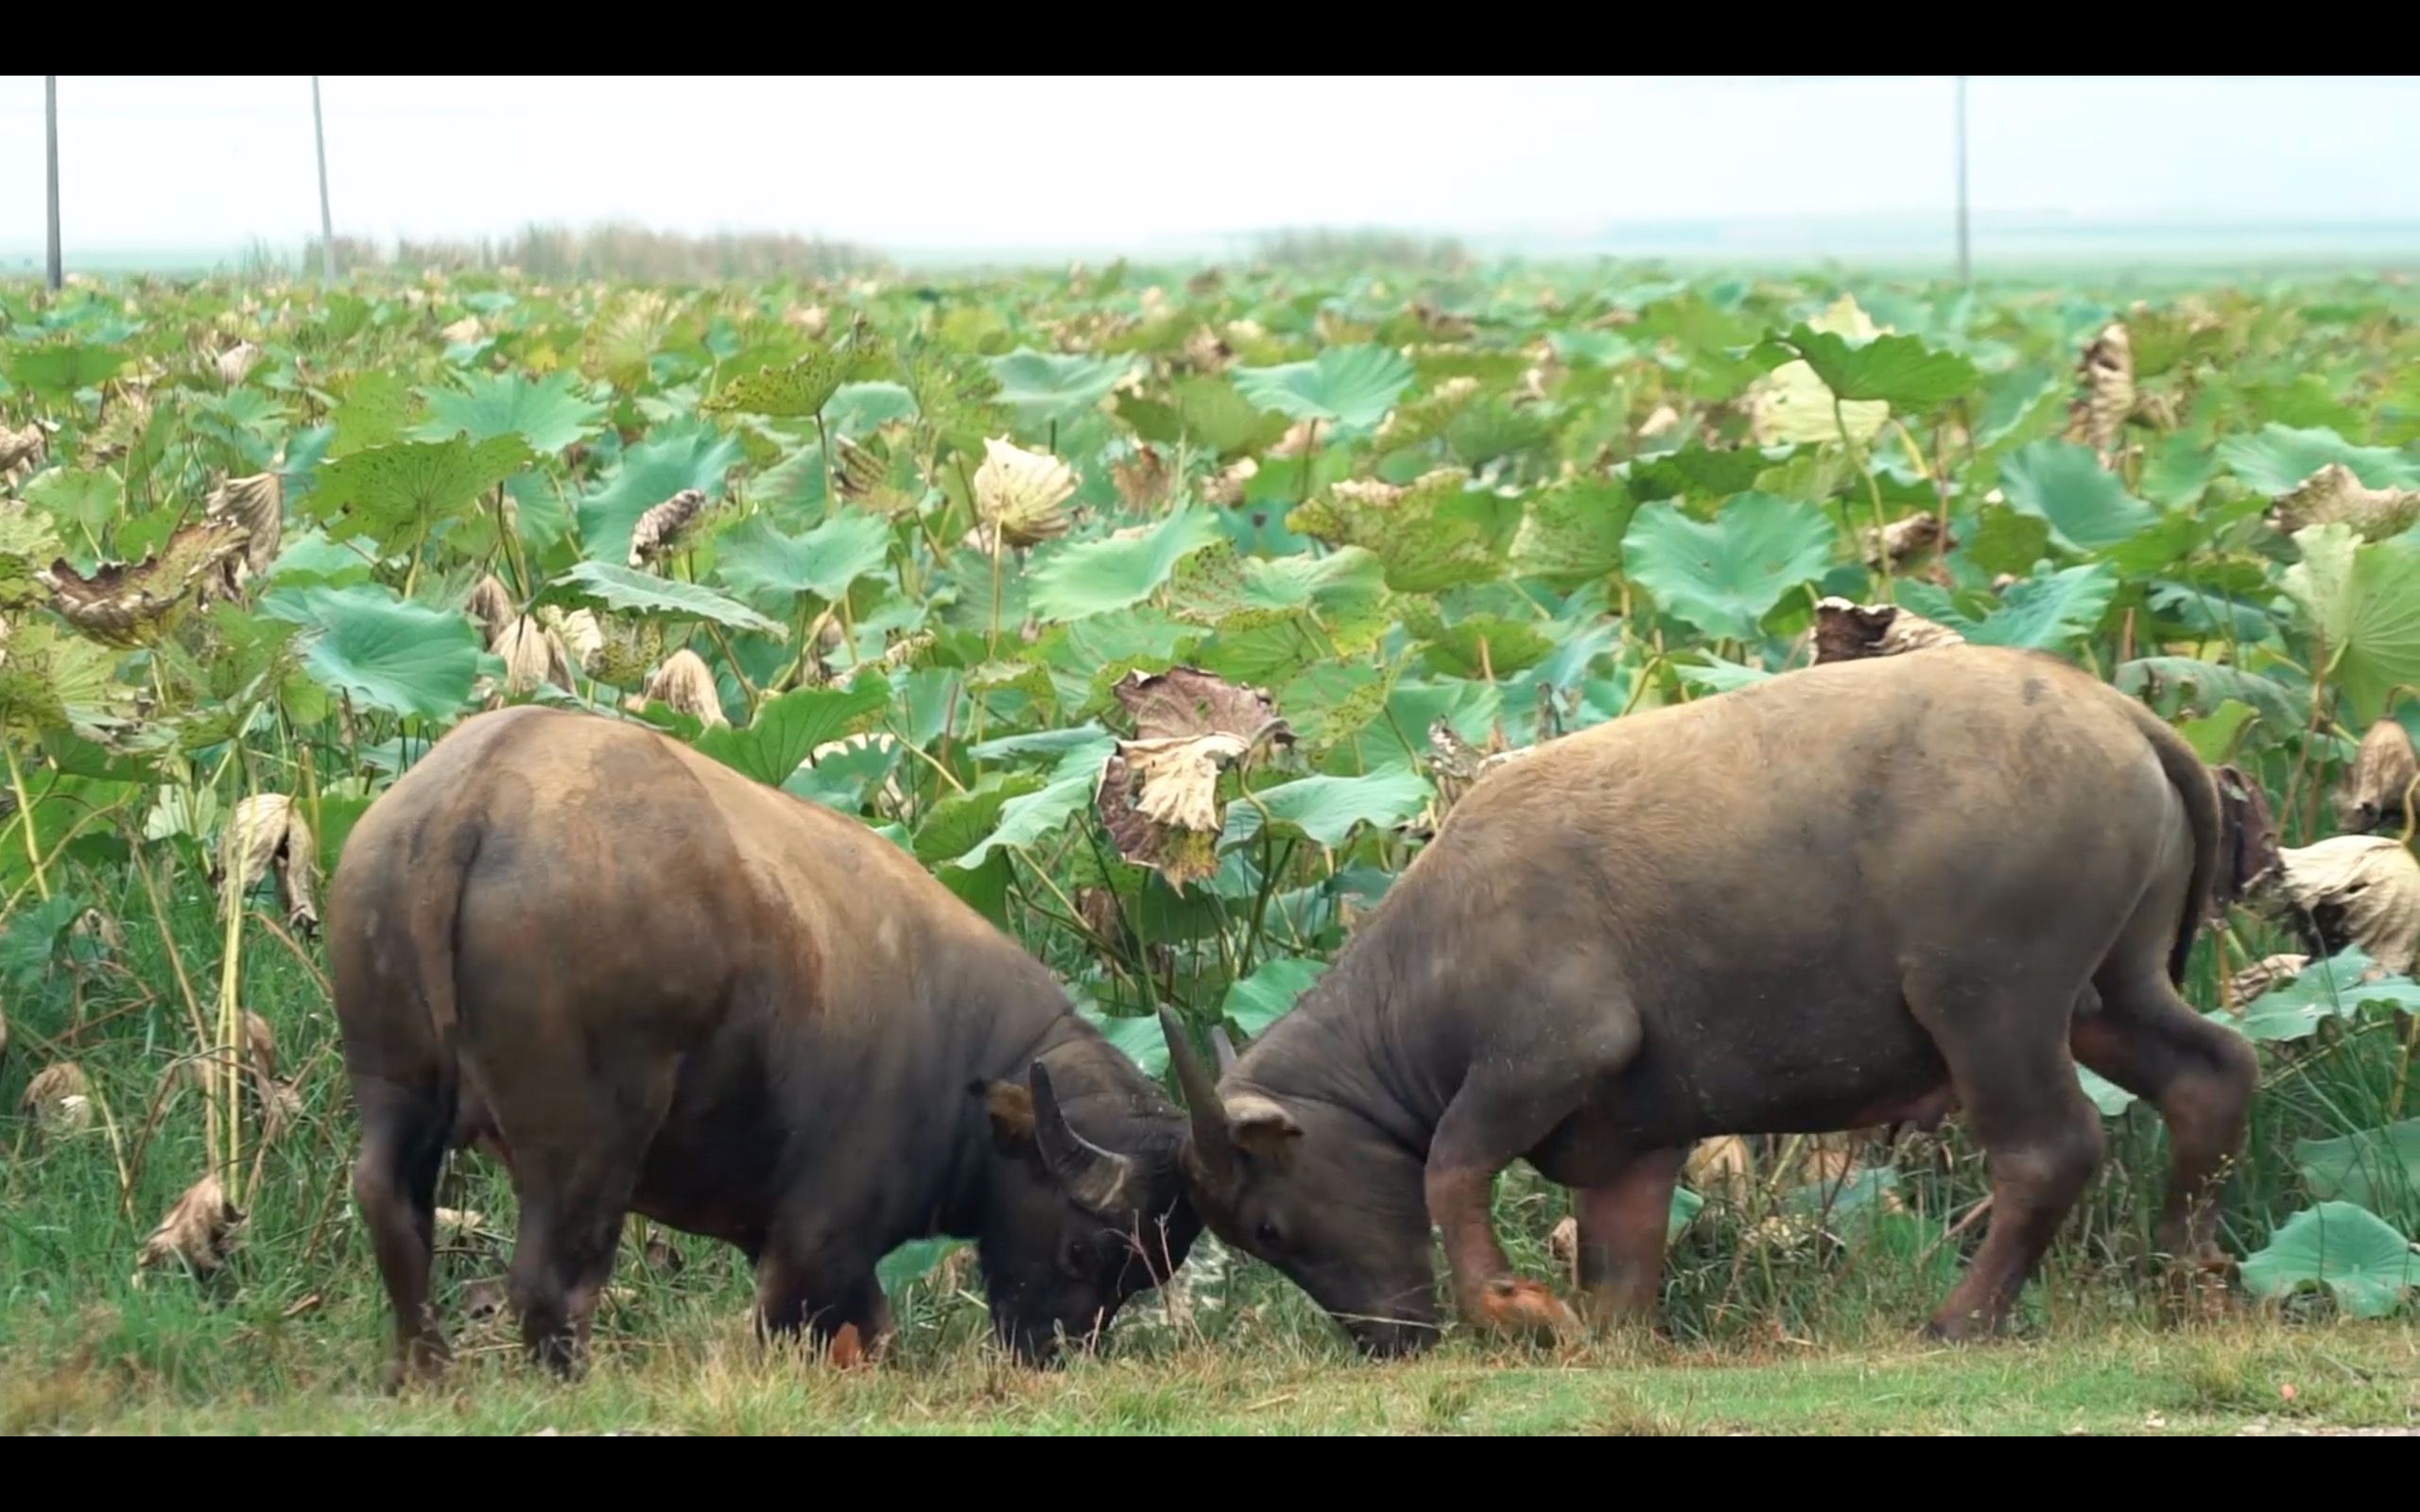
312, 76, 336, 280
44, 76, 62, 292
1954, 75, 1971, 289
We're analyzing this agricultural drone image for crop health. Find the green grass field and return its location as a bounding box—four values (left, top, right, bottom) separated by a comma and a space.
7, 1315, 2414, 1435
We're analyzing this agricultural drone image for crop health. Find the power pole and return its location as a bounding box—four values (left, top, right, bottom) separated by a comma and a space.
312, 76, 336, 280
44, 76, 62, 292
1954, 75, 1971, 289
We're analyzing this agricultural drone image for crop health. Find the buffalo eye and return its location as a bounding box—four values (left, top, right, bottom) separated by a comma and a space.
1254, 1217, 1282, 1251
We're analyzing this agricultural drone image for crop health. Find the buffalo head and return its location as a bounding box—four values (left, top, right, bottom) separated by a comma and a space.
1156, 1009, 1439, 1357
972, 1054, 1200, 1365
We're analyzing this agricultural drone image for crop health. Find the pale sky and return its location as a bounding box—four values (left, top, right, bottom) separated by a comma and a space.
6, 76, 2418, 260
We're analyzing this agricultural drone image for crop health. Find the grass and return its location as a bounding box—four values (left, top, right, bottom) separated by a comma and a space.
4, 1311, 2414, 1435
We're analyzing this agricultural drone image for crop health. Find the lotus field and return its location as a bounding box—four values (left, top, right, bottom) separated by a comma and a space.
1, 259, 2416, 1433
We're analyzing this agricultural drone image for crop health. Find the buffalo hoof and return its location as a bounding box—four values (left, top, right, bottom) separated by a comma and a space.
825, 1323, 871, 1370
1469, 1277, 1581, 1341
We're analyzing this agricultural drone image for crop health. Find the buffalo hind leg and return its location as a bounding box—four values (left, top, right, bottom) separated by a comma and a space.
1574, 1146, 1686, 1332
351, 1073, 456, 1389
2070, 972, 2256, 1284
500, 1066, 677, 1379
1910, 976, 2106, 1342
754, 1248, 890, 1367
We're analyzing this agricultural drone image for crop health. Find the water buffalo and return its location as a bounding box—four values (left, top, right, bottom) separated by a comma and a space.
1159, 644, 2257, 1356
331, 705, 1199, 1383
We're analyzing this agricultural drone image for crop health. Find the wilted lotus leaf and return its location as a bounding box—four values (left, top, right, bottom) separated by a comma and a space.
243, 1009, 278, 1083
74, 907, 125, 954
137, 1174, 243, 1279
1183, 324, 1234, 373
216, 341, 262, 387
1111, 443, 1171, 508
2268, 834, 2420, 975
629, 488, 709, 567
492, 614, 575, 700
1268, 418, 1322, 459
466, 574, 516, 646
831, 434, 913, 514
1115, 665, 1290, 747
1097, 667, 1289, 888
1685, 1134, 1753, 1204
1861, 514, 1954, 572
1374, 376, 1478, 454
1425, 716, 1508, 825
585, 614, 664, 688
41, 516, 250, 647
542, 605, 603, 669
1811, 597, 1966, 664
202, 472, 284, 596
21, 1061, 92, 1137
632, 647, 726, 728
0, 421, 46, 479
2068, 323, 2134, 459
2341, 718, 2417, 833
1202, 456, 1258, 508
216, 793, 320, 935
439, 316, 483, 346
2228, 953, 2308, 1005
1636, 404, 1682, 440
2270, 463, 2420, 539
1288, 469, 1505, 593
972, 437, 1077, 547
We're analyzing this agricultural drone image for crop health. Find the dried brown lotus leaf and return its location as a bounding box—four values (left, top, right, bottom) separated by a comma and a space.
2271, 834, 2420, 976
218, 793, 320, 935
216, 341, 262, 387
1202, 457, 1258, 508
0, 421, 46, 476
21, 1061, 91, 1136
1183, 324, 1234, 373
137, 1174, 243, 1278
465, 575, 516, 647
1811, 597, 1966, 665
543, 606, 603, 670
972, 438, 1077, 547
1112, 444, 1171, 508
2269, 462, 2420, 539
1861, 514, 1954, 571
1635, 404, 1682, 440
2228, 953, 2308, 1005
1113, 665, 1291, 748
1685, 1135, 1753, 1203
2341, 718, 2418, 834
73, 907, 125, 954
201, 472, 284, 602
439, 316, 483, 346
631, 647, 726, 728
41, 516, 250, 647
244, 1010, 277, 1083
1268, 418, 1322, 459
493, 615, 575, 699
2068, 323, 2134, 459
629, 488, 709, 567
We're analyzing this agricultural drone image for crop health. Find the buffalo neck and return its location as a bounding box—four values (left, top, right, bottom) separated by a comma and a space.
1232, 893, 1465, 1159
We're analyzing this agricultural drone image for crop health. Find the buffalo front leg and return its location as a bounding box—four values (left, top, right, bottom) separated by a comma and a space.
1426, 1068, 1611, 1342
1574, 1146, 1686, 1331
350, 1073, 457, 1389
1910, 974, 2106, 1342
2071, 971, 2257, 1282
754, 1247, 890, 1367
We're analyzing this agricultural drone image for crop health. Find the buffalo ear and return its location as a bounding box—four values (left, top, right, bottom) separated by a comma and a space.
981, 1080, 1037, 1152
1225, 1092, 1302, 1160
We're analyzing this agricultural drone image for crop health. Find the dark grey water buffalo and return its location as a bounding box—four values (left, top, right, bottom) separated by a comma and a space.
331, 705, 1199, 1384
1160, 644, 2257, 1356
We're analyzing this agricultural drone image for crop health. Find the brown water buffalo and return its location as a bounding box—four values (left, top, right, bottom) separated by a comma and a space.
1160, 644, 2257, 1356
331, 705, 1199, 1383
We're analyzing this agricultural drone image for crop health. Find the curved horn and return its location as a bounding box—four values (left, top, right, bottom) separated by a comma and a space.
1028, 1061, 1136, 1213
1213, 1023, 1241, 1076
1158, 1006, 1232, 1175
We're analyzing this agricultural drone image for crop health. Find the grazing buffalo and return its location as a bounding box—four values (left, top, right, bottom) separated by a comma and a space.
331, 706, 1199, 1383
1159, 645, 2256, 1357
